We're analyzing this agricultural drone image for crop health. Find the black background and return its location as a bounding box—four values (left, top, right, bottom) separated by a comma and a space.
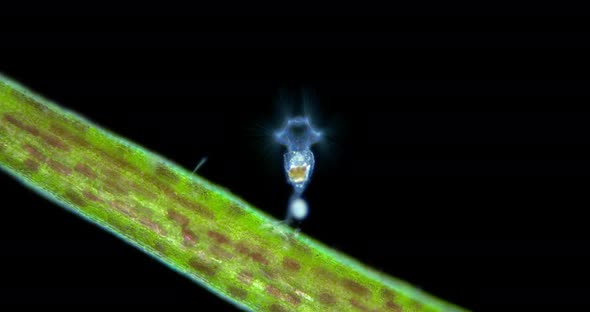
1, 3, 590, 311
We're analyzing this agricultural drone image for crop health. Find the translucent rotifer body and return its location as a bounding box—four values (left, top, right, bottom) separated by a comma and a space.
283, 150, 314, 194
275, 117, 321, 196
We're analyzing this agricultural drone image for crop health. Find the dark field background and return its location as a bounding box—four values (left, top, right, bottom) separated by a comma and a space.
1, 4, 590, 311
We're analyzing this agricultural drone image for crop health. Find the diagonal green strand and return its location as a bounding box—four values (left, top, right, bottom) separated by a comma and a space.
0, 73, 468, 312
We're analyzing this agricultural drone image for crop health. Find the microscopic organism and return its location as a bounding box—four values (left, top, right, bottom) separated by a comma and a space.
275, 116, 321, 222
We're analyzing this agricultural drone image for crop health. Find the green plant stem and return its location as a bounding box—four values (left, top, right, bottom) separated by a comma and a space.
0, 74, 468, 312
